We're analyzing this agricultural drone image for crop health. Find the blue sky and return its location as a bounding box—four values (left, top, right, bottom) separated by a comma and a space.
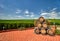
0, 0, 60, 19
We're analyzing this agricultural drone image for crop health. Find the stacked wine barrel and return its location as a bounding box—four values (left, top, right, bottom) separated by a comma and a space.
34, 16, 56, 36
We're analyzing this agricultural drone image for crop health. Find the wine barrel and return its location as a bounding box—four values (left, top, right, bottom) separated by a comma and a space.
51, 25, 56, 32
41, 28, 47, 35
34, 27, 41, 34
37, 23, 42, 28
47, 29, 55, 36
42, 22, 48, 29
38, 16, 45, 23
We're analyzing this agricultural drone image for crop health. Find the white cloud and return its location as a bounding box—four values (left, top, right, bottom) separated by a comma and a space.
40, 9, 46, 13
25, 10, 29, 14
0, 14, 25, 19
0, 9, 35, 19
50, 8, 57, 11
24, 11, 35, 18
52, 8, 57, 11
40, 13, 49, 16
1, 8, 60, 19
30, 12, 34, 17
16, 9, 22, 14
30, 14, 34, 17
16, 15, 23, 18
24, 10, 30, 17
40, 8, 60, 19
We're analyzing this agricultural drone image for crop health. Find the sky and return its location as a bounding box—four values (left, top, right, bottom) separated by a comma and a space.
0, 0, 60, 19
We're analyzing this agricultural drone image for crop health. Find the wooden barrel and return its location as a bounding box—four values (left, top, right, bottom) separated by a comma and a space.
47, 29, 55, 36
37, 23, 42, 28
51, 25, 56, 32
42, 22, 48, 29
41, 28, 47, 35
38, 16, 45, 23
34, 27, 41, 34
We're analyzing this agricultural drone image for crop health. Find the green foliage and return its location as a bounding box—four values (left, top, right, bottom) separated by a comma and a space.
0, 20, 34, 23
0, 19, 60, 30
48, 19, 60, 25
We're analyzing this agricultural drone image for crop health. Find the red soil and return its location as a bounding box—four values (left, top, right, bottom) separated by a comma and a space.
0, 29, 60, 41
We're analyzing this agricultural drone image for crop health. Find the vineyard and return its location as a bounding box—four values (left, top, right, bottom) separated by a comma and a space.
0, 19, 34, 30
0, 19, 60, 30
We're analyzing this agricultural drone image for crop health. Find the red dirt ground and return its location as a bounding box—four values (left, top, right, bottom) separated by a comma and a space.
0, 29, 60, 41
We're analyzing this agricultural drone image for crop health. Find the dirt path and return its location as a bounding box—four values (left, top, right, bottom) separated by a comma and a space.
0, 29, 60, 41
